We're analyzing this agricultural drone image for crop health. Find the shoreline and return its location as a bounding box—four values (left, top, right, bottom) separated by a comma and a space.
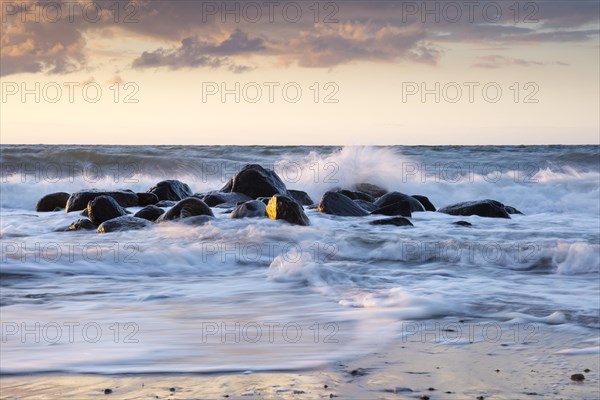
2, 322, 598, 400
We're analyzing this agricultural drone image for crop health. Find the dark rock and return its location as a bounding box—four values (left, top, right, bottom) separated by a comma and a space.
371, 201, 412, 217
438, 199, 511, 219
349, 368, 368, 376
67, 218, 96, 231
336, 189, 375, 203
504, 205, 523, 215
155, 200, 177, 207
231, 200, 267, 218
36, 192, 70, 212
257, 197, 272, 206
571, 373, 585, 381
370, 217, 413, 227
158, 197, 214, 221
221, 164, 287, 199
412, 195, 436, 211
80, 208, 89, 217
353, 199, 378, 212
375, 192, 425, 212
97, 216, 151, 233
134, 205, 165, 222
287, 189, 314, 206
383, 387, 413, 394
353, 183, 387, 198
266, 195, 310, 226
66, 190, 139, 212
453, 220, 472, 227
87, 195, 127, 226
202, 191, 252, 207
137, 192, 159, 206
104, 388, 113, 395
147, 180, 192, 201
317, 192, 369, 217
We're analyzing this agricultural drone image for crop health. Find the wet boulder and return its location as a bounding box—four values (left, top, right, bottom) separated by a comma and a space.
438, 200, 511, 219
158, 197, 214, 221
412, 195, 436, 211
134, 205, 165, 222
370, 217, 413, 227
336, 189, 375, 203
147, 180, 192, 201
36, 192, 71, 212
97, 216, 151, 233
221, 164, 287, 199
266, 195, 310, 226
137, 192, 159, 206
67, 218, 96, 231
353, 183, 387, 198
176, 215, 215, 225
374, 192, 425, 212
231, 200, 267, 218
354, 199, 378, 212
87, 195, 127, 226
317, 191, 369, 217
201, 191, 252, 207
66, 190, 138, 212
287, 190, 314, 206
504, 205, 523, 215
371, 201, 412, 217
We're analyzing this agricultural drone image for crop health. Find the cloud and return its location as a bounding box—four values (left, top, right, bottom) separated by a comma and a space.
472, 55, 569, 69
0, 0, 598, 76
131, 30, 264, 71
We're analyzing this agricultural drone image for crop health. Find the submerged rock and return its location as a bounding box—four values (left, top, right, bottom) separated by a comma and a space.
287, 189, 314, 206
370, 217, 413, 227
317, 192, 369, 216
453, 220, 473, 227
134, 205, 165, 222
221, 164, 287, 199
266, 195, 310, 226
147, 180, 192, 201
67, 218, 96, 231
231, 200, 267, 218
87, 195, 127, 226
374, 192, 425, 212
438, 200, 511, 219
353, 183, 387, 198
97, 216, 151, 233
66, 190, 138, 212
158, 197, 214, 221
155, 200, 177, 207
412, 195, 436, 211
36, 192, 70, 212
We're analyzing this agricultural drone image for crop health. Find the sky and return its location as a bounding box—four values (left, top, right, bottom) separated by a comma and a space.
1, 0, 599, 145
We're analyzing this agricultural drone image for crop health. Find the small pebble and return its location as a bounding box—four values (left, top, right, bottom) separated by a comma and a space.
104, 389, 113, 395
477, 396, 485, 400
323, 385, 328, 389
584, 368, 591, 373
169, 388, 176, 392
428, 387, 435, 391
571, 373, 585, 381
495, 369, 500, 372
420, 396, 430, 400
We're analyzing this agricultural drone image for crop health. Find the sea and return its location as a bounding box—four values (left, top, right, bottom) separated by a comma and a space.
1, 145, 599, 374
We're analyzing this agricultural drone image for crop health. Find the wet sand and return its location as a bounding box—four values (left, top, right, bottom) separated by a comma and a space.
1, 321, 598, 399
